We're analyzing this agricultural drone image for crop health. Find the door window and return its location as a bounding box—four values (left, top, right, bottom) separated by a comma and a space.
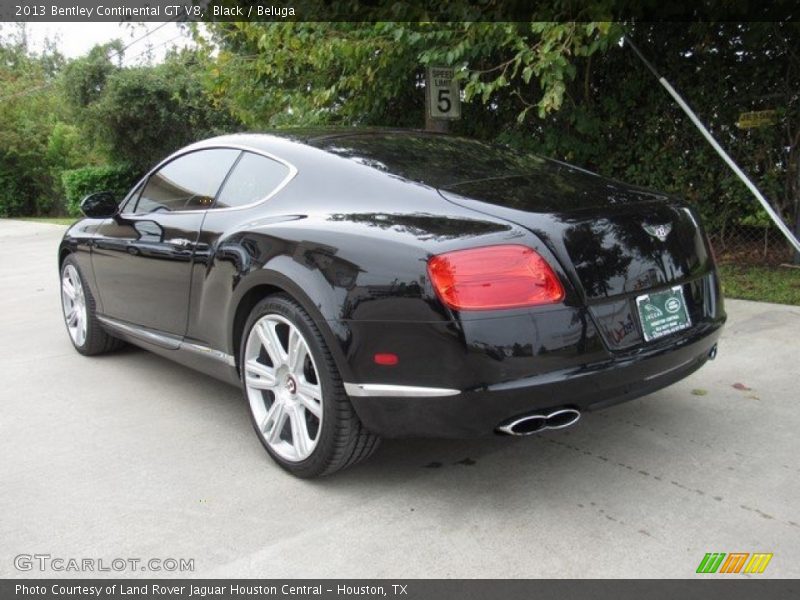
134, 149, 241, 214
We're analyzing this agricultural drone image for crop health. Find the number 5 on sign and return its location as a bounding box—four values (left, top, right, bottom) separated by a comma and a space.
427, 67, 461, 120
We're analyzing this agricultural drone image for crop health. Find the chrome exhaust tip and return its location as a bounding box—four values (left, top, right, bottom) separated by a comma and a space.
498, 415, 548, 436
543, 408, 582, 430
708, 344, 718, 360
497, 408, 581, 436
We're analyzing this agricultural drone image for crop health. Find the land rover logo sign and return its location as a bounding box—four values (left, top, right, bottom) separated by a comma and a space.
643, 223, 672, 242
665, 297, 682, 314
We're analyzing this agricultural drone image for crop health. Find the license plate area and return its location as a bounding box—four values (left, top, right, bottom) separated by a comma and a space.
636, 285, 691, 342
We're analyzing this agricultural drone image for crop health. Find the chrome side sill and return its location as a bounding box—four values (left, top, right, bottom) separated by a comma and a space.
97, 315, 180, 349
343, 383, 460, 398
97, 315, 235, 367
181, 341, 236, 367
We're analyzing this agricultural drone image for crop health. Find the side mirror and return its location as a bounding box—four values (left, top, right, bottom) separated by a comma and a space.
80, 191, 119, 219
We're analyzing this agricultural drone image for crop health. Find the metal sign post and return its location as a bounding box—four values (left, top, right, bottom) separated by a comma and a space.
425, 66, 460, 132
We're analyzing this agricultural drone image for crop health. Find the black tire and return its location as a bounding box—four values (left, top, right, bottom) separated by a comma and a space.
60, 255, 124, 356
240, 294, 380, 478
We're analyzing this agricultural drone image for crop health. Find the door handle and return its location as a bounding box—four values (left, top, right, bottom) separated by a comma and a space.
169, 238, 194, 248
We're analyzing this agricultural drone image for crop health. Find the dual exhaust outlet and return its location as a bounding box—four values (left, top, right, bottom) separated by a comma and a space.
496, 344, 718, 437
497, 408, 581, 436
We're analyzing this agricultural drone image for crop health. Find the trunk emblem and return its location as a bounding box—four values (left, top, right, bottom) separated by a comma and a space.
643, 223, 672, 242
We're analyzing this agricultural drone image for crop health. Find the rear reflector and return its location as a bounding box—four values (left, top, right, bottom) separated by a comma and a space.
374, 353, 399, 366
427, 245, 564, 311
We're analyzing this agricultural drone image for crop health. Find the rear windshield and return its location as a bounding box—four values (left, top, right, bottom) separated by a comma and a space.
309, 133, 547, 188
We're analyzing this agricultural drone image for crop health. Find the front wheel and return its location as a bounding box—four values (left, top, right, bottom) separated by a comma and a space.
60, 255, 124, 355
241, 294, 380, 477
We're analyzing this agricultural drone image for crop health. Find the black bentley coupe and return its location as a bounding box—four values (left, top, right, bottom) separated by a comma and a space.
59, 130, 725, 477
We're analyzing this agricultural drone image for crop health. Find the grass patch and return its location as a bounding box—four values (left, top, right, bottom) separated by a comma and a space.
718, 263, 800, 306
14, 217, 77, 226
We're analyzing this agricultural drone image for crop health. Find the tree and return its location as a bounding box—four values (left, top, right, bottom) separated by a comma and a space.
0, 25, 68, 216
63, 46, 241, 174
197, 22, 621, 128
197, 21, 799, 259
513, 22, 800, 257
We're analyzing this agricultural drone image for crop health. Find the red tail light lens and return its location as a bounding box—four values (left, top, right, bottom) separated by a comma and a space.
427, 245, 565, 311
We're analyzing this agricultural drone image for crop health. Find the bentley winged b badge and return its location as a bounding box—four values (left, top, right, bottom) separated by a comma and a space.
643, 223, 672, 242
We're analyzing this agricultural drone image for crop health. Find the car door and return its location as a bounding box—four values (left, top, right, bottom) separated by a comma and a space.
183, 150, 295, 350
91, 148, 241, 336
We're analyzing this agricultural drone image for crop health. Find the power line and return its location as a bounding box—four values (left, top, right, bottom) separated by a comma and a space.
126, 33, 187, 64
116, 20, 174, 56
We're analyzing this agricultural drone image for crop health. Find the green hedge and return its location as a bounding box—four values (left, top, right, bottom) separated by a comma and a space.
61, 164, 138, 217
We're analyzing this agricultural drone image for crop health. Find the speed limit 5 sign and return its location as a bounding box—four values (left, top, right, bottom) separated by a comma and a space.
426, 66, 461, 120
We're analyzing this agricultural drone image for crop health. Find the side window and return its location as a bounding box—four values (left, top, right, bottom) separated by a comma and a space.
214, 152, 290, 209
119, 180, 144, 215
134, 149, 240, 214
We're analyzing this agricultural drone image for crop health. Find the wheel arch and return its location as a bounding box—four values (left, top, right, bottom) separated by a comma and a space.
58, 246, 72, 269
229, 271, 354, 383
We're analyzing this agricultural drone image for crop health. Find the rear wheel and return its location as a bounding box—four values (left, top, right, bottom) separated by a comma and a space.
241, 294, 380, 477
60, 255, 124, 355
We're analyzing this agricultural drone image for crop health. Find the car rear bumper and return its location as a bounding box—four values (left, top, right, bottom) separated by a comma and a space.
347, 318, 724, 438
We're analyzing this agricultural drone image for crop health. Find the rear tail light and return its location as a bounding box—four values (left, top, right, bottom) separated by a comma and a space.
427, 244, 565, 311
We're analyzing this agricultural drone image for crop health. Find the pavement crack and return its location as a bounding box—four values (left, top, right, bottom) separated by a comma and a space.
543, 436, 798, 530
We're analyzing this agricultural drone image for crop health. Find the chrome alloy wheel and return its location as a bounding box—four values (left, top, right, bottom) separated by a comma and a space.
244, 314, 324, 462
61, 264, 87, 347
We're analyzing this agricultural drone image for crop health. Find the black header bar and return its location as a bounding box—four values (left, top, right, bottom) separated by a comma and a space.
1, 0, 798, 23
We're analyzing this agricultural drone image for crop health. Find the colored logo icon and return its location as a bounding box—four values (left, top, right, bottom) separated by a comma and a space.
696, 552, 773, 574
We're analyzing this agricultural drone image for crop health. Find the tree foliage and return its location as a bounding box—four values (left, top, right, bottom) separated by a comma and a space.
197, 21, 799, 241
0, 26, 71, 216
198, 22, 621, 127
61, 164, 138, 217
0, 29, 242, 217
511, 22, 800, 237
1, 19, 798, 251
63, 47, 241, 173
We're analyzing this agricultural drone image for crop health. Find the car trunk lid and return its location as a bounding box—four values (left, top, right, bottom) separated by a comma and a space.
438, 167, 716, 350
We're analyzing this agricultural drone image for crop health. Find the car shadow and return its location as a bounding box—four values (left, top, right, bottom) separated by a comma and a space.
104, 343, 719, 506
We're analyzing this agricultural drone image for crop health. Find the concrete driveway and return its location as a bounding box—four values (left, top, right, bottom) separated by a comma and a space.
1, 218, 798, 578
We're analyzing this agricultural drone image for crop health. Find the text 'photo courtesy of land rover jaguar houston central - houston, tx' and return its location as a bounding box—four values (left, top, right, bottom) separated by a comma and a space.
58, 130, 725, 477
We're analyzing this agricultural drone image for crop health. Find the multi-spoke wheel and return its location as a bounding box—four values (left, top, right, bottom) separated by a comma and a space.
60, 256, 124, 355
61, 263, 87, 347
244, 314, 323, 462
241, 294, 380, 477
